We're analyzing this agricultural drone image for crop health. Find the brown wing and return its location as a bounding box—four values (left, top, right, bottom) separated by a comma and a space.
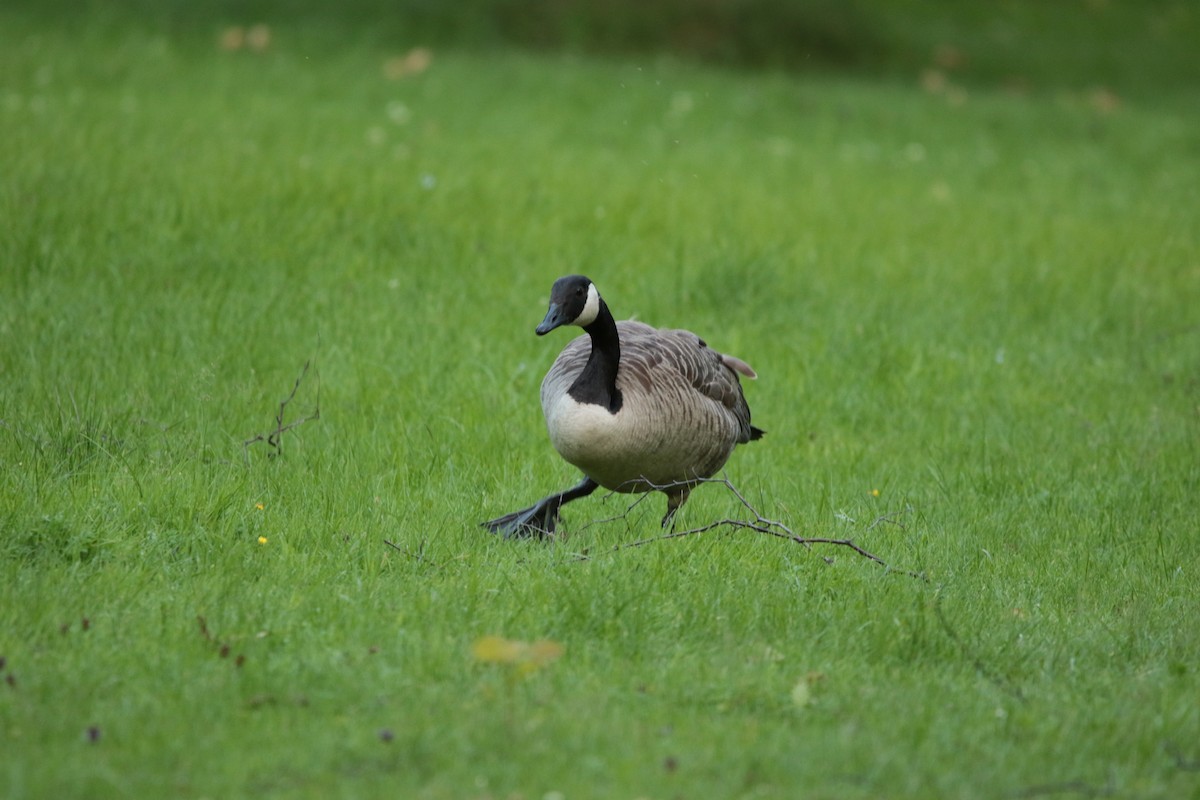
541, 321, 758, 444
540, 320, 761, 488
614, 324, 758, 444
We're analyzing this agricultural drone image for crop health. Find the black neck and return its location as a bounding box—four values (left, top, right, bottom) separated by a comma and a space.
568, 299, 623, 413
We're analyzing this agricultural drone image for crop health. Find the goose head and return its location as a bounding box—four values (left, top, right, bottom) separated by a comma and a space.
536, 274, 601, 335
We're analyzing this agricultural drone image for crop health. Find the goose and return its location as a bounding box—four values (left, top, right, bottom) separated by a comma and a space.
483, 274, 763, 538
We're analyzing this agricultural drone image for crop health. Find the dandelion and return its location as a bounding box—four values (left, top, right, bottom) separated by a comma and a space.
258, 536, 268, 545
871, 488, 881, 497
255, 503, 264, 510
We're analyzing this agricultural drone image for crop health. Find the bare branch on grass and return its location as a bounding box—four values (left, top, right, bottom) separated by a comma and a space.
579, 475, 926, 580
1013, 742, 1199, 799
867, 507, 912, 531
1165, 741, 1200, 772
383, 537, 449, 570
243, 360, 320, 461
1011, 777, 1115, 799
933, 591, 1027, 703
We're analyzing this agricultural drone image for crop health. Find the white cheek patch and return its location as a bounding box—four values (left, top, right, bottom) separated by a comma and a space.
572, 282, 601, 327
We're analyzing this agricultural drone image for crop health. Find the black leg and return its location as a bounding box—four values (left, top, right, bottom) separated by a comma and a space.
660, 485, 692, 530
482, 476, 599, 539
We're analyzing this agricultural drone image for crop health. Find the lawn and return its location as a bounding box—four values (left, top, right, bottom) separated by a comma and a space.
2, 3, 1199, 798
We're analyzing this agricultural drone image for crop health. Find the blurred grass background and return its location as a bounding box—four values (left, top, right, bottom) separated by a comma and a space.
11, 0, 1200, 93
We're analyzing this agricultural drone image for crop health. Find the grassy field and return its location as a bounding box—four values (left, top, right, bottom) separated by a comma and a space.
2, 3, 1199, 798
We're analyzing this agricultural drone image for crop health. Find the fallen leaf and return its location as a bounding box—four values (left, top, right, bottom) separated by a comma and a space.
219, 27, 245, 51
526, 639, 565, 666
471, 635, 564, 676
246, 24, 271, 52
791, 671, 824, 709
920, 68, 947, 94
1089, 87, 1120, 114
384, 47, 433, 79
934, 44, 967, 70
472, 635, 523, 664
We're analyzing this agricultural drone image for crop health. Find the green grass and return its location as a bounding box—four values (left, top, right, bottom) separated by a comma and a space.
2, 4, 1199, 799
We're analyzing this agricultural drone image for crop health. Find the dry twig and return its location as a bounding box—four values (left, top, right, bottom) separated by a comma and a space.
580, 475, 925, 579
384, 537, 448, 570
1012, 777, 1115, 799
1165, 741, 1200, 773
243, 360, 320, 461
933, 591, 1026, 702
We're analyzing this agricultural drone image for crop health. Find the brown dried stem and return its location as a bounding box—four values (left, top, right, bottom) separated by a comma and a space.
243, 359, 320, 461
583, 475, 925, 579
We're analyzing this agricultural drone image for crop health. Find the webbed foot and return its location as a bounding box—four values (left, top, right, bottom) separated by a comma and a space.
481, 476, 599, 540
482, 501, 559, 539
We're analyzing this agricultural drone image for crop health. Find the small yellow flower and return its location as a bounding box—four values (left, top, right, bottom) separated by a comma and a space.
258, 536, 268, 545
255, 503, 264, 510
871, 489, 880, 497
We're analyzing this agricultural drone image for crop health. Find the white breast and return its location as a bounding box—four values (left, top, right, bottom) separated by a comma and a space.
543, 390, 736, 493
539, 321, 753, 494
543, 393, 637, 490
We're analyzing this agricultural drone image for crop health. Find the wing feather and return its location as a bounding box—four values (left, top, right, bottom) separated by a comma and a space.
567, 322, 758, 444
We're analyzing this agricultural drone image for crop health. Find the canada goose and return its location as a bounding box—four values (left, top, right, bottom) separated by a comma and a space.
483, 275, 763, 538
